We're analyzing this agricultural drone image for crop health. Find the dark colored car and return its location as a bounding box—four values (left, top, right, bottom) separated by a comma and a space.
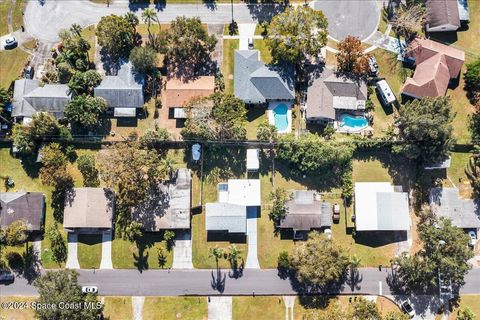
0, 270, 15, 283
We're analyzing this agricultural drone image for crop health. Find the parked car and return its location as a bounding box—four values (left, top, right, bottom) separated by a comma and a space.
468, 230, 477, 248
368, 56, 378, 76
401, 301, 415, 318
0, 270, 15, 283
192, 144, 201, 162
24, 65, 34, 79
248, 37, 254, 49
324, 228, 332, 240
376, 80, 396, 106
332, 203, 340, 222
82, 286, 98, 294
3, 35, 17, 49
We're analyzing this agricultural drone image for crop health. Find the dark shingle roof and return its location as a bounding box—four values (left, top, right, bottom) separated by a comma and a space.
426, 0, 461, 29
279, 191, 332, 230
0, 192, 45, 231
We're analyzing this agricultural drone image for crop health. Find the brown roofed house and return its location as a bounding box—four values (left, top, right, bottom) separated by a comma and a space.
63, 188, 114, 232
425, 0, 461, 32
166, 76, 215, 110
402, 38, 465, 99
0, 192, 45, 232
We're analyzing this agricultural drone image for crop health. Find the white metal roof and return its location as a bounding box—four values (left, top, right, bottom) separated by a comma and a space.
173, 107, 187, 119
354, 182, 410, 231
226, 179, 261, 206
205, 203, 247, 233
114, 107, 136, 117
376, 80, 396, 104
246, 149, 260, 171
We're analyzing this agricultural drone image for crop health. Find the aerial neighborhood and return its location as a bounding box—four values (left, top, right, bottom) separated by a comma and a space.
0, 0, 479, 319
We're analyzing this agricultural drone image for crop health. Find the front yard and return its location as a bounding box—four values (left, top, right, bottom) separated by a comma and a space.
142, 297, 207, 320
0, 47, 30, 89
77, 234, 102, 269
102, 297, 133, 320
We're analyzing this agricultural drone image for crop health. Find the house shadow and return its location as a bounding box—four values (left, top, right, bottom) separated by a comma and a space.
116, 117, 139, 127
207, 231, 247, 244
354, 231, 407, 248
247, 107, 265, 123
428, 31, 458, 45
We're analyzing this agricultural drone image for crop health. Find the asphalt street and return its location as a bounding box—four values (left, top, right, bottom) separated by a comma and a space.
2, 268, 480, 297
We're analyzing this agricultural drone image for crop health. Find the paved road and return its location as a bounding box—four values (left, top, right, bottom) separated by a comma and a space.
24, 0, 286, 43
2, 268, 480, 297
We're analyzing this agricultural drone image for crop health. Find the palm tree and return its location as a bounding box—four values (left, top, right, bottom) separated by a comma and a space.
227, 244, 242, 269
142, 8, 159, 43
209, 246, 224, 270
124, 12, 139, 45
161, 157, 176, 179
349, 254, 361, 274
70, 23, 83, 37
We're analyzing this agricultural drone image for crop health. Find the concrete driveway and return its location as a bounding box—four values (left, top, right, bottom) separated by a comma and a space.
208, 296, 232, 320
99, 231, 113, 269
172, 230, 193, 269
311, 0, 380, 41
238, 23, 256, 50
245, 208, 260, 269
66, 233, 80, 269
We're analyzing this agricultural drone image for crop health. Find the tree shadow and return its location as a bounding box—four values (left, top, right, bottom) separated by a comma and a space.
19, 154, 41, 179
228, 257, 244, 279
203, 0, 217, 11
345, 267, 363, 292
132, 233, 163, 272
211, 268, 226, 293
245, 1, 287, 23
22, 244, 42, 284
51, 176, 75, 223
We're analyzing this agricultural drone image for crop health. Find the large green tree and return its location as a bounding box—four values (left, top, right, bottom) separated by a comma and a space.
96, 14, 135, 59
289, 231, 349, 289
65, 95, 108, 129
182, 93, 247, 140
57, 25, 91, 71
39, 143, 69, 186
142, 8, 159, 44
163, 16, 217, 78
351, 298, 381, 320
393, 97, 454, 164
0, 220, 28, 246
0, 87, 10, 114
392, 208, 473, 292
269, 188, 290, 224
277, 133, 354, 175
466, 146, 480, 196
129, 46, 158, 74
266, 6, 328, 65
77, 154, 100, 187
46, 222, 67, 265
34, 269, 102, 320
68, 70, 102, 96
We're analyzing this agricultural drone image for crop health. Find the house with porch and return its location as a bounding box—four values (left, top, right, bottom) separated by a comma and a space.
0, 192, 45, 234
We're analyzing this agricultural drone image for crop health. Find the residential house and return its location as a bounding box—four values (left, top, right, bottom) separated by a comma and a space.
63, 188, 115, 232
234, 50, 294, 105
354, 182, 411, 232
0, 192, 45, 233
165, 76, 215, 119
206, 179, 261, 234
305, 67, 368, 130
429, 187, 480, 229
133, 168, 192, 231
278, 190, 332, 238
425, 0, 469, 33
12, 79, 71, 123
402, 38, 465, 98
94, 62, 144, 118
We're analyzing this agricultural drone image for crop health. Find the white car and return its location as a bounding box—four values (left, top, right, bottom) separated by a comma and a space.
82, 286, 98, 294
401, 301, 415, 319
468, 230, 477, 248
3, 35, 17, 49
192, 143, 201, 161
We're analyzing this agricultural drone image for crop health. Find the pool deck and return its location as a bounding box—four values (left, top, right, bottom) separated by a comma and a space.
267, 101, 292, 134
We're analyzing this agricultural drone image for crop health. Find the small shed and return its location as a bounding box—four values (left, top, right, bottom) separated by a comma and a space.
246, 149, 260, 171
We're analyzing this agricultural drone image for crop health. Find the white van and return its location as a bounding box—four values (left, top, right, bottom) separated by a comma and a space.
375, 80, 396, 106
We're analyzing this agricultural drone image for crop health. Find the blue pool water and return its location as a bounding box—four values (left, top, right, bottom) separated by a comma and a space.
273, 103, 289, 131
340, 114, 368, 131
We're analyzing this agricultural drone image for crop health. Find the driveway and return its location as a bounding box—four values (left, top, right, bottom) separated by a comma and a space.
208, 296, 232, 320
238, 23, 256, 50
66, 233, 80, 269
100, 231, 113, 269
245, 208, 260, 269
311, 0, 380, 41
172, 230, 193, 269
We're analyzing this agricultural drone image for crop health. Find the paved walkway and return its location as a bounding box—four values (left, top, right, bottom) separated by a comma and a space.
208, 24, 224, 71
65, 233, 80, 269
100, 231, 113, 269
282, 296, 295, 320
172, 230, 194, 269
238, 23, 256, 50
365, 32, 407, 55
245, 209, 260, 269
132, 296, 145, 320
208, 296, 232, 320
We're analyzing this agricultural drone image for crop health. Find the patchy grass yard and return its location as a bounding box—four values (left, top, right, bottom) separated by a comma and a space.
447, 295, 480, 320
77, 234, 102, 269
81, 25, 96, 64
0, 47, 30, 89
245, 107, 267, 140
253, 39, 272, 64
222, 39, 238, 94
446, 151, 474, 198
142, 297, 207, 320
0, 297, 36, 320
0, 0, 25, 36
111, 233, 172, 270
233, 297, 285, 320
102, 297, 132, 320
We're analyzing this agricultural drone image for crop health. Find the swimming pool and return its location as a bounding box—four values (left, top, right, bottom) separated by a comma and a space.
273, 103, 289, 132
339, 114, 368, 131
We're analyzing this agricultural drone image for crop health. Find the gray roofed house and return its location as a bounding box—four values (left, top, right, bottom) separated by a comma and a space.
63, 188, 114, 231
133, 168, 192, 231
205, 203, 247, 233
306, 67, 367, 122
0, 192, 45, 232
429, 187, 480, 228
94, 62, 144, 116
12, 79, 71, 121
234, 50, 294, 104
426, 0, 462, 32
278, 190, 332, 231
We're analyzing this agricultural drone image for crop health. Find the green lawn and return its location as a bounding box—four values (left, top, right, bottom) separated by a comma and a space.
448, 295, 480, 320
0, 297, 36, 320
233, 297, 285, 320
446, 151, 474, 198
77, 234, 102, 269
0, 0, 25, 36
142, 297, 207, 320
222, 39, 239, 94
102, 297, 133, 320
81, 25, 96, 65
245, 108, 267, 140
0, 47, 30, 89
253, 39, 272, 64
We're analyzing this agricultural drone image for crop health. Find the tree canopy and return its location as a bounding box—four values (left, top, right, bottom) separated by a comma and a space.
277, 133, 354, 175
266, 6, 328, 64
57, 24, 91, 72
289, 231, 349, 289
269, 188, 290, 224
393, 97, 454, 164
391, 4, 426, 40
0, 220, 28, 246
181, 93, 247, 140
65, 95, 108, 129
465, 58, 480, 94
129, 46, 158, 74
68, 70, 102, 96
77, 154, 100, 187
34, 270, 102, 320
336, 36, 370, 74
39, 143, 69, 186
392, 208, 473, 292
162, 16, 217, 78
96, 14, 135, 59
